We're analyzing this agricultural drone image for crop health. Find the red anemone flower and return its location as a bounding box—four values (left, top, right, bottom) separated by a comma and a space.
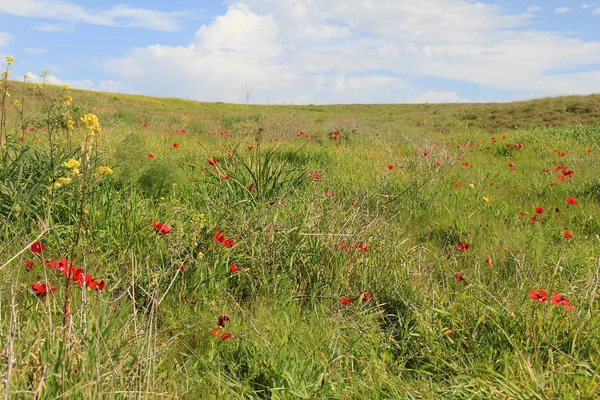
462, 162, 469, 167
31, 282, 57, 297
534, 207, 544, 214
528, 289, 547, 303
214, 231, 225, 243
218, 314, 231, 327
455, 273, 465, 282
340, 297, 353, 306
153, 221, 172, 236
229, 264, 239, 273
173, 143, 179, 148
360, 292, 372, 301
566, 197, 577, 205
248, 145, 253, 151
30, 241, 44, 254
563, 231, 573, 239
210, 330, 232, 340
387, 163, 394, 170
456, 242, 470, 252
223, 239, 235, 248
551, 292, 574, 309
147, 153, 154, 158
508, 161, 515, 168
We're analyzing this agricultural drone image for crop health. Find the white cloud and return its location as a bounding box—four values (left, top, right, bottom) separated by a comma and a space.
84, 0, 600, 103
0, 0, 189, 31
0, 32, 13, 46
33, 23, 74, 33
581, 3, 596, 9
24, 47, 47, 54
594, 6, 600, 14
554, 7, 572, 14
526, 6, 542, 12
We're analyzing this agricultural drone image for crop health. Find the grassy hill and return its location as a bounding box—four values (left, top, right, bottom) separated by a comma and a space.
1, 79, 599, 399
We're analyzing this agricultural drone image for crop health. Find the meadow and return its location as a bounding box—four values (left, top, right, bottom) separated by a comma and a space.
1, 61, 600, 399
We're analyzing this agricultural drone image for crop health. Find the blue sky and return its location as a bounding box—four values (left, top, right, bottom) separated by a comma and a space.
1, 0, 600, 104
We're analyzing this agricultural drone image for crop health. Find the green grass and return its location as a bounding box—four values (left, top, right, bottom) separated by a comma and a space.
0, 80, 599, 399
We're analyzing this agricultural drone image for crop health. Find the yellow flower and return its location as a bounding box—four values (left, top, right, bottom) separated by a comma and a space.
81, 113, 101, 135
468, 183, 475, 189
64, 95, 73, 106
13, 100, 20, 106
53, 177, 72, 189
61, 84, 70, 91
62, 158, 81, 170
42, 71, 49, 78
5, 56, 14, 65
1, 71, 10, 79
95, 166, 113, 176
483, 196, 489, 202
198, 252, 205, 259
67, 117, 75, 130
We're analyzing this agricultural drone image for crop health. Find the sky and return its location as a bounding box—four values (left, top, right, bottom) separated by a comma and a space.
1, 0, 600, 104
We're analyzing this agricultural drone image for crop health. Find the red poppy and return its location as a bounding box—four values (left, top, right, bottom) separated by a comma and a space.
153, 221, 172, 236
508, 162, 515, 168
566, 197, 577, 205
340, 297, 353, 306
443, 329, 455, 336
559, 152, 565, 157
30, 241, 44, 254
387, 163, 393, 170
586, 149, 592, 153
147, 153, 154, 159
207, 157, 218, 166
31, 282, 57, 297
456, 242, 470, 252
248, 145, 253, 151
485, 258, 493, 265
173, 143, 179, 148
214, 231, 225, 243
529, 216, 538, 224
310, 172, 322, 180
360, 292, 372, 301
25, 260, 34, 271
218, 314, 231, 327
455, 273, 465, 282
528, 289, 547, 303
462, 162, 469, 167
179, 264, 188, 271
518, 211, 525, 217
563, 231, 573, 239
220, 175, 229, 180
534, 207, 544, 214
229, 264, 239, 273
223, 239, 235, 248
551, 292, 573, 309
434, 161, 441, 167
325, 190, 335, 197
247, 184, 253, 192
490, 181, 495, 185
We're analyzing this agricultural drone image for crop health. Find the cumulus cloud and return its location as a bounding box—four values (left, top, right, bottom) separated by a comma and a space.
581, 3, 596, 10
526, 5, 542, 12
83, 0, 600, 103
554, 7, 572, 14
24, 47, 47, 54
33, 23, 75, 33
0, 0, 189, 31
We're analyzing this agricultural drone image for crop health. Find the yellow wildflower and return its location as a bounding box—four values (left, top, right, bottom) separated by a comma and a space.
63, 158, 81, 170
81, 113, 101, 135
53, 177, 72, 189
468, 183, 475, 189
64, 95, 73, 106
67, 117, 75, 130
5, 56, 14, 65
1, 71, 9, 79
95, 166, 113, 176
483, 196, 489, 202
198, 252, 204, 259
61, 84, 70, 91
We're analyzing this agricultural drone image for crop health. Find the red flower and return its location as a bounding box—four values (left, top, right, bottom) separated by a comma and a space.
179, 264, 188, 271
551, 292, 573, 309
173, 143, 179, 148
340, 297, 353, 306
248, 145, 253, 151
147, 153, 154, 159
210, 330, 232, 340
559, 152, 565, 157
563, 231, 573, 239
508, 161, 515, 168
218, 314, 231, 327
529, 216, 538, 224
528, 289, 547, 303
462, 162, 469, 167
566, 197, 577, 205
220, 175, 229, 180
434, 161, 441, 167
214, 231, 225, 243
387, 163, 393, 170
207, 157, 218, 166
455, 273, 465, 282
586, 149, 592, 153
325, 190, 335, 197
360, 292, 372, 301
534, 207, 544, 214
30, 241, 44, 254
310, 172, 322, 180
456, 242, 470, 252
229, 264, 239, 273
153, 221, 172, 236
485, 258, 493, 265
25, 260, 35, 271
31, 282, 57, 297
247, 184, 253, 192
223, 239, 235, 248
